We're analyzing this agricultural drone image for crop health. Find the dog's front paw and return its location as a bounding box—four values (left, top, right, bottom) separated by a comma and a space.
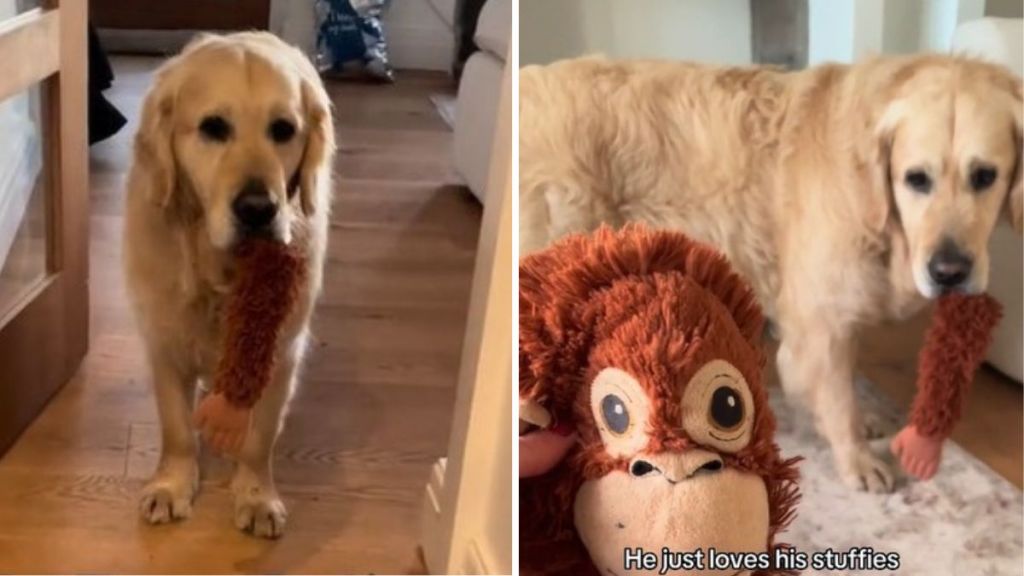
838, 448, 895, 493
234, 489, 287, 538
140, 474, 196, 524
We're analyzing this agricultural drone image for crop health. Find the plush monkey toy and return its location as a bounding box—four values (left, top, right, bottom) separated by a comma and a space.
194, 239, 306, 454
520, 225, 800, 576
890, 293, 1002, 480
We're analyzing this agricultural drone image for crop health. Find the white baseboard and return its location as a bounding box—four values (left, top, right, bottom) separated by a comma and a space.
420, 456, 448, 573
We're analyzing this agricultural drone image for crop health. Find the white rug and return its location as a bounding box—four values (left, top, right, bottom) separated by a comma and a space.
770, 378, 1023, 575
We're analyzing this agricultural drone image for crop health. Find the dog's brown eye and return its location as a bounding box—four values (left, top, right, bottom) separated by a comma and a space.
904, 170, 932, 194
198, 115, 231, 142
970, 166, 997, 192
269, 119, 296, 144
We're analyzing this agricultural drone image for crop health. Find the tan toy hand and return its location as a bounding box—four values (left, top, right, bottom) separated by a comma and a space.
194, 392, 251, 455
890, 424, 944, 480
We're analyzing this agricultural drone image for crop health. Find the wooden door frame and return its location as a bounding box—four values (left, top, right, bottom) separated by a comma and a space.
419, 50, 512, 575
0, 1, 89, 455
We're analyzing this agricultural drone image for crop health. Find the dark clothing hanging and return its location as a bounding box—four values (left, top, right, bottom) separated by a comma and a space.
452, 0, 487, 78
88, 24, 126, 145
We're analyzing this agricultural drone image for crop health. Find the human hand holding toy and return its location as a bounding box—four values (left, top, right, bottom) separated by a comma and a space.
194, 239, 305, 455
891, 293, 1001, 480
519, 398, 576, 478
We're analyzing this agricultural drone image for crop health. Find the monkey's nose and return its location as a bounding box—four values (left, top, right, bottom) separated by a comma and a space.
629, 450, 724, 483
630, 460, 658, 477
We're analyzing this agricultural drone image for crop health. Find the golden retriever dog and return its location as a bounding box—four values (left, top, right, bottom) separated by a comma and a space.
519, 55, 1022, 492
123, 32, 334, 536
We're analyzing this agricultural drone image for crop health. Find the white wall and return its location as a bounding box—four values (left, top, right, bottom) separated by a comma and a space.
883, 0, 925, 55
520, 0, 752, 66
382, 0, 454, 71
811, 0, 999, 64
808, 0, 885, 64
918, 0, 985, 52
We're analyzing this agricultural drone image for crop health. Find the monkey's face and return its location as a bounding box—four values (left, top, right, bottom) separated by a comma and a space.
571, 281, 773, 576
574, 364, 768, 576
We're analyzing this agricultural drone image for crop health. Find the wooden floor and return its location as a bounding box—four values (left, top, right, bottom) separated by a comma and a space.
0, 58, 481, 573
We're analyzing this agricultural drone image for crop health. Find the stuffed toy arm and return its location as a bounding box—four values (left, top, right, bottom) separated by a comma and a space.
891, 293, 1002, 480
195, 239, 305, 454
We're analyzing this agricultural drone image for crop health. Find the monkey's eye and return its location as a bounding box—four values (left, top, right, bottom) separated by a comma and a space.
590, 368, 650, 458
709, 386, 744, 431
198, 115, 232, 142
904, 169, 932, 194
970, 165, 997, 192
600, 394, 630, 435
680, 359, 755, 453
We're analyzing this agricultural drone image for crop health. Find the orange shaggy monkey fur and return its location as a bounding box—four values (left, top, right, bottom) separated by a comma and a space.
214, 239, 306, 408
520, 225, 800, 576
911, 293, 1002, 437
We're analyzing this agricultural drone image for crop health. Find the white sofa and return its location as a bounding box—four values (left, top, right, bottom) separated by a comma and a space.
952, 17, 1023, 383
452, 0, 511, 205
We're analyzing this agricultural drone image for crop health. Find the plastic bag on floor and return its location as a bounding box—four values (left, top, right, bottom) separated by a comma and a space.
315, 0, 394, 82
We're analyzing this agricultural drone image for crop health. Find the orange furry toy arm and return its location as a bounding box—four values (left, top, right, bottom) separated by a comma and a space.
214, 239, 306, 408
893, 293, 1001, 480
910, 293, 1001, 438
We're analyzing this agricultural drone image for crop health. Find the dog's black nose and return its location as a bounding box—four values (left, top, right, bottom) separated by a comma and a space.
232, 180, 277, 231
928, 241, 973, 289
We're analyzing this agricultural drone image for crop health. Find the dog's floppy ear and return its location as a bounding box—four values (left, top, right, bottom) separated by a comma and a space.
292, 51, 335, 217
134, 65, 180, 209
133, 35, 223, 211
858, 100, 903, 234
1005, 82, 1022, 234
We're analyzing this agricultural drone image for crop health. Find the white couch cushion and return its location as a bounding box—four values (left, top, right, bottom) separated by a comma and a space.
475, 0, 511, 60
952, 18, 1023, 74
454, 51, 504, 203
986, 223, 1023, 382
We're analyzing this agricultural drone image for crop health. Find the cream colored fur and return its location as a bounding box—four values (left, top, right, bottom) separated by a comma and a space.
123, 32, 334, 535
520, 55, 1023, 492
